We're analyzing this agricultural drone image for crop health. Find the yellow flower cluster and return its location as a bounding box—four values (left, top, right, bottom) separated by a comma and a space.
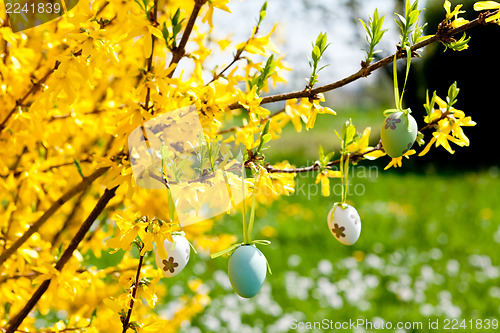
285, 95, 336, 132
443, 0, 469, 28
0, 0, 291, 330
419, 96, 476, 156
474, 1, 500, 24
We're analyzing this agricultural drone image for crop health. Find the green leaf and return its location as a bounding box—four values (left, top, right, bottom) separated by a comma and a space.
323, 151, 335, 166
129, 321, 141, 333
423, 90, 436, 117
258, 2, 267, 24
90, 308, 98, 324
261, 119, 270, 137
408, 10, 419, 26
416, 131, 425, 146
134, 0, 145, 11
55, 242, 64, 261
359, 18, 370, 36
208, 141, 220, 170
345, 128, 356, 146
251, 55, 276, 93
360, 8, 387, 65
308, 32, 330, 87
256, 120, 271, 153
316, 32, 327, 52
341, 119, 355, 148
312, 45, 320, 63
162, 22, 170, 48
447, 81, 460, 106
395, 13, 406, 26
73, 158, 84, 179
261, 133, 272, 144
318, 145, 325, 161
334, 129, 342, 144
172, 8, 181, 26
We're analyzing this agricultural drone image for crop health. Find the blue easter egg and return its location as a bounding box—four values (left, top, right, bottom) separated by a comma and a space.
228, 245, 267, 298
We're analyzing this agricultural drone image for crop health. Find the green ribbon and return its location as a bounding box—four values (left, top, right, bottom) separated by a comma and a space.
383, 108, 413, 131
168, 231, 197, 254
333, 201, 349, 210
210, 240, 272, 274
383, 107, 412, 117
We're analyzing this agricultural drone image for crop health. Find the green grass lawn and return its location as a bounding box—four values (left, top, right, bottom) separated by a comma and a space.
156, 166, 500, 333
153, 111, 500, 332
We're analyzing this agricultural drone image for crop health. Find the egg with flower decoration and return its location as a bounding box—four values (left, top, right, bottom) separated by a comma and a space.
327, 203, 361, 245
380, 111, 418, 158
228, 245, 267, 298
155, 234, 190, 278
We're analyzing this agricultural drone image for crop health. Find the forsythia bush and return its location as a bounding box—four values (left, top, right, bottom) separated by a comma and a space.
0, 0, 498, 331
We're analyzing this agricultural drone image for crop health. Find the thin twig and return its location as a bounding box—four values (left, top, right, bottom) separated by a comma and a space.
0, 158, 92, 178
208, 49, 245, 84
48, 108, 107, 122
4, 187, 118, 333
142, 0, 160, 112
0, 62, 61, 133
121, 254, 145, 333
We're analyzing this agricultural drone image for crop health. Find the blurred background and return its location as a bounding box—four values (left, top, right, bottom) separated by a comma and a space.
152, 0, 500, 331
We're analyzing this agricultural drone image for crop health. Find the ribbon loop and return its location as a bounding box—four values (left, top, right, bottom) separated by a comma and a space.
209, 239, 271, 259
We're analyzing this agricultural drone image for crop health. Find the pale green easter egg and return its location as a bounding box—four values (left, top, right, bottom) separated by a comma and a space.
228, 245, 267, 298
380, 111, 418, 158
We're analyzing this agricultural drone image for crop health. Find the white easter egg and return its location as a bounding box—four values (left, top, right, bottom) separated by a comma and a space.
327, 204, 361, 245
155, 235, 191, 278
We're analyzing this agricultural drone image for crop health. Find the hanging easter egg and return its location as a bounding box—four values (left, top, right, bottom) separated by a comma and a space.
228, 245, 267, 298
380, 111, 418, 158
328, 203, 361, 245
155, 234, 190, 278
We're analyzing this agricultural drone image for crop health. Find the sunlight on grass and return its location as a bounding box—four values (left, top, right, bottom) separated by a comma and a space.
160, 168, 500, 332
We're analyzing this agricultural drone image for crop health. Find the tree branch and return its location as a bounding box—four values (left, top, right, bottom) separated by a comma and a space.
167, 0, 207, 79
263, 109, 453, 174
50, 190, 88, 247
0, 167, 109, 268
227, 10, 497, 110
4, 187, 118, 333
264, 144, 381, 174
